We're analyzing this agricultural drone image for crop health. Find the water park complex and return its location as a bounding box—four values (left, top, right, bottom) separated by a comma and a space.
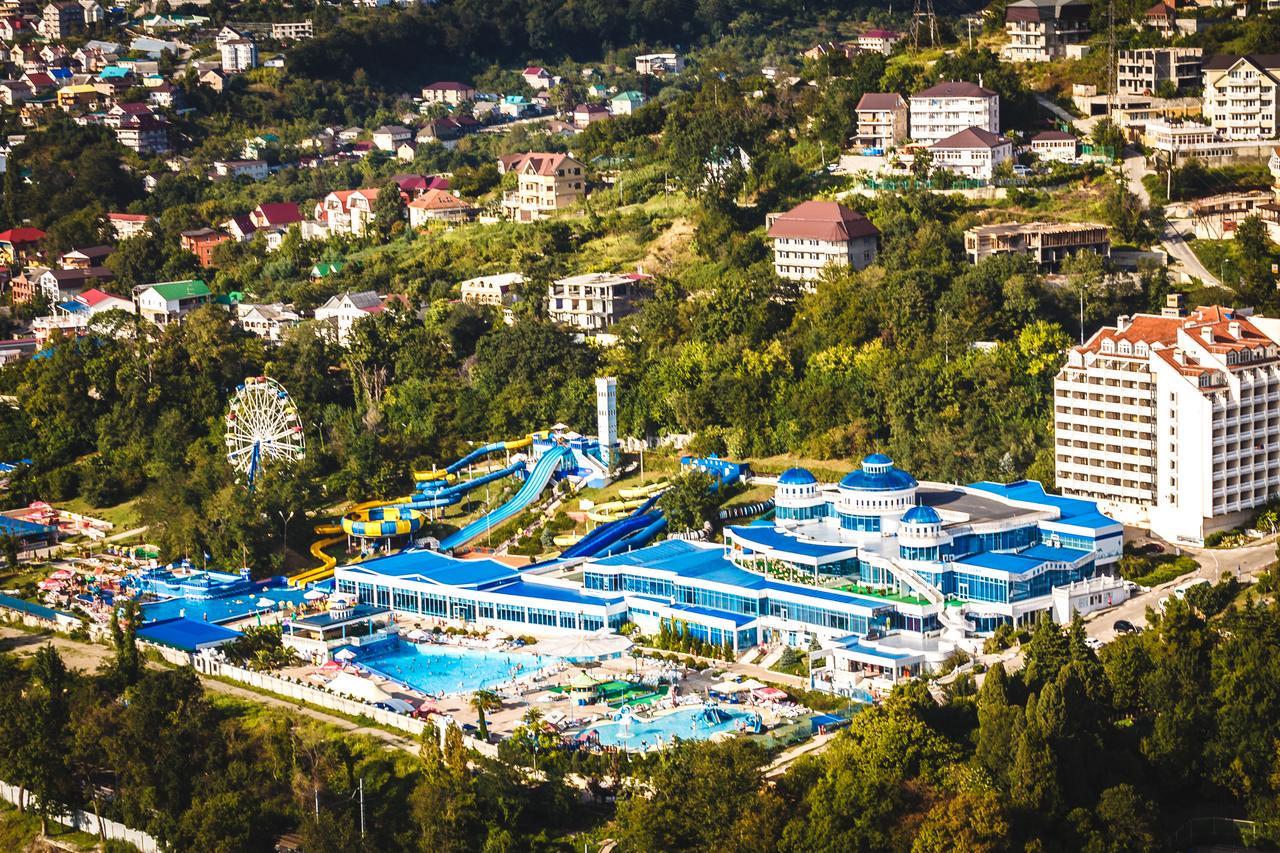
10, 376, 1135, 752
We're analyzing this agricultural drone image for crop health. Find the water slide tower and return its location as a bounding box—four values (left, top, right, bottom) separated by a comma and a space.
596, 376, 618, 468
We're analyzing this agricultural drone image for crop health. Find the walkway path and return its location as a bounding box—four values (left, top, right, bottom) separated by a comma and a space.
1120, 148, 1224, 288
0, 627, 423, 754
763, 729, 838, 779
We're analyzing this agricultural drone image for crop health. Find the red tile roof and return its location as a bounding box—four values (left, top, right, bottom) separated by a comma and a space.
0, 227, 45, 243
254, 201, 302, 226
932, 126, 1009, 149
766, 201, 880, 242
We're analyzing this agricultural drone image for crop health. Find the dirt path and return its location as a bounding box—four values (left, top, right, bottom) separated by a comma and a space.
0, 627, 422, 754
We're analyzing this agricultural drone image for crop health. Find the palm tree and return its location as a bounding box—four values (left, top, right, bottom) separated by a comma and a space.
469, 689, 502, 741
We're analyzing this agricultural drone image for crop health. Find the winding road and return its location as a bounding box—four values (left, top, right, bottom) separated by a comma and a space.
1120, 148, 1225, 288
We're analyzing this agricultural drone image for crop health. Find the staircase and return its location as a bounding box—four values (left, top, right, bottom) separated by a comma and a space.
879, 558, 973, 645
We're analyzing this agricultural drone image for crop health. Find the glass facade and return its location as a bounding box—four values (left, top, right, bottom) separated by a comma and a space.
838, 513, 881, 532
777, 503, 828, 521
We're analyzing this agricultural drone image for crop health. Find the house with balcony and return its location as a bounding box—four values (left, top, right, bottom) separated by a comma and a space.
1202, 54, 1280, 140
909, 81, 999, 144
854, 92, 908, 152
1002, 0, 1091, 63
766, 201, 880, 285
964, 221, 1110, 268
133, 279, 211, 325
499, 152, 586, 222
547, 271, 649, 332
929, 126, 1014, 180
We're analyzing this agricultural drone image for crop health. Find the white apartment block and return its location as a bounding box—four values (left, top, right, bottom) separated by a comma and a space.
1202, 54, 1280, 140
909, 81, 999, 145
766, 201, 879, 285
1055, 301, 1280, 544
1117, 47, 1203, 95
929, 127, 1014, 180
220, 38, 258, 73
1003, 0, 1091, 63
547, 272, 648, 332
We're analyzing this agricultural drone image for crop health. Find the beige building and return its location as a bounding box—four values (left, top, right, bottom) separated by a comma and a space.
964, 221, 1110, 268
1202, 54, 1280, 140
854, 93, 908, 151
421, 81, 476, 105
1117, 47, 1203, 95
460, 272, 522, 307
547, 272, 648, 332
1002, 0, 1091, 63
766, 201, 880, 285
1055, 301, 1280, 543
500, 153, 586, 222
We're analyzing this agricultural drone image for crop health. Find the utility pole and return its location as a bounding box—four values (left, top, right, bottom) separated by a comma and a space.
314, 787, 319, 820
358, 777, 365, 838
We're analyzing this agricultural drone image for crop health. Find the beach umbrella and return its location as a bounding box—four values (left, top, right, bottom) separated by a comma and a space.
405, 628, 429, 641
48, 569, 75, 580
320, 660, 343, 671
334, 648, 357, 662
303, 589, 327, 601
255, 597, 276, 609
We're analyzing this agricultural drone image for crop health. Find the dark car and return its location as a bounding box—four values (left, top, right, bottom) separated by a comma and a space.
1113, 619, 1136, 634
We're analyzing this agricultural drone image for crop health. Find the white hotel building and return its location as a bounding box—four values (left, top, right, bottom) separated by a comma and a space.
909, 81, 1000, 145
1054, 301, 1280, 543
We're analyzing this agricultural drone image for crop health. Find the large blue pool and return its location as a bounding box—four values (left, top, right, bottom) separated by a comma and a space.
358, 641, 564, 696
582, 706, 759, 749
140, 585, 309, 625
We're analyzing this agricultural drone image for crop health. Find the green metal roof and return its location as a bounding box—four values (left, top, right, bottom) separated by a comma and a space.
146, 279, 209, 300
311, 261, 345, 277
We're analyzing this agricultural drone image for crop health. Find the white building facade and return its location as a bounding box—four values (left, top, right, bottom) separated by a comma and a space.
909, 81, 1000, 144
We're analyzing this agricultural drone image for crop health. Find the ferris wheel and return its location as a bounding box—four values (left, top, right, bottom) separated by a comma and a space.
224, 376, 306, 488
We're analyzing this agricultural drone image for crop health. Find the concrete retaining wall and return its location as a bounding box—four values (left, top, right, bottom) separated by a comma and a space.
0, 781, 159, 852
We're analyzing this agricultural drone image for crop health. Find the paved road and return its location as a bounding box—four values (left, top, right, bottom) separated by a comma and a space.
1120, 148, 1225, 288
0, 626, 422, 754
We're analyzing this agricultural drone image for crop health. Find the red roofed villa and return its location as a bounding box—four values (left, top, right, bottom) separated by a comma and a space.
766, 201, 880, 284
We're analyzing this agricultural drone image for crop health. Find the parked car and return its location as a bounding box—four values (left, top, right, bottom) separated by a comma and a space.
1113, 619, 1136, 634
1012, 164, 1032, 177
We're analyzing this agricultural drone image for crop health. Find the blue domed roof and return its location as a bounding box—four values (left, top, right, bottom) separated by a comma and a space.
839, 454, 918, 492
902, 504, 942, 525
778, 467, 817, 486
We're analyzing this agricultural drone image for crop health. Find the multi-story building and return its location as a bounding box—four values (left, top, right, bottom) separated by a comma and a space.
1202, 54, 1280, 140
459, 272, 522, 307
766, 200, 880, 285
1055, 300, 1280, 543
314, 290, 388, 345
499, 152, 586, 222
235, 302, 300, 341
179, 227, 230, 266
929, 126, 1014, 179
334, 453, 1122, 695
547, 271, 648, 332
854, 92, 908, 151
965, 221, 1110, 268
1143, 119, 1236, 160
855, 29, 902, 55
1029, 129, 1079, 161
113, 113, 170, 155
132, 279, 211, 325
270, 20, 313, 40
41, 1, 81, 39
219, 38, 257, 73
420, 81, 476, 105
1003, 0, 1091, 62
909, 81, 999, 144
107, 212, 151, 240
635, 52, 684, 74
1117, 47, 1204, 94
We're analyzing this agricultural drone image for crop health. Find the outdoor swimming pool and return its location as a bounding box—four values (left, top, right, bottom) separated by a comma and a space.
358, 642, 563, 696
582, 706, 758, 749
140, 585, 309, 625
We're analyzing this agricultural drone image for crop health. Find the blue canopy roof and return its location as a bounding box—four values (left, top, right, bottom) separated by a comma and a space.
0, 516, 56, 539
137, 617, 241, 651
778, 467, 817, 486
901, 505, 942, 525
839, 454, 917, 493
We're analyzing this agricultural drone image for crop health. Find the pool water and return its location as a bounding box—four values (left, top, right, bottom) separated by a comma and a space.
583, 706, 758, 749
140, 586, 309, 625
358, 642, 563, 696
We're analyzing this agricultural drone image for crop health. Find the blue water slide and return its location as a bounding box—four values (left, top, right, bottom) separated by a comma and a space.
599, 513, 668, 557
559, 493, 664, 559
439, 445, 574, 551
405, 462, 525, 509
416, 441, 513, 491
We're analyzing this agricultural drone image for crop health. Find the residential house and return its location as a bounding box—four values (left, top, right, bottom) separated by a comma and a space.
242, 133, 278, 160
31, 287, 133, 343
855, 29, 902, 55
213, 159, 269, 181
31, 266, 113, 302
313, 188, 394, 237
521, 66, 554, 90
199, 68, 225, 93
309, 260, 344, 280
179, 227, 229, 266
498, 94, 535, 118
909, 81, 1000, 144
214, 25, 245, 48
395, 141, 417, 161
635, 52, 683, 74
1117, 47, 1203, 94
133, 279, 211, 325
766, 200, 880, 285
929, 126, 1014, 179
224, 214, 257, 242
573, 103, 610, 128
965, 221, 1110, 267
371, 124, 411, 151
337, 126, 363, 143
114, 112, 170, 154
389, 173, 448, 198
1003, 0, 1091, 63
499, 152, 587, 222
220, 38, 257, 74
421, 80, 476, 105
270, 20, 312, 40
0, 227, 45, 264
41, 1, 82, 39
1141, 1, 1176, 36
57, 245, 111, 269
314, 290, 389, 345
854, 92, 908, 151
1029, 129, 1079, 161
609, 90, 644, 116
0, 18, 25, 40
106, 212, 149, 239
79, 0, 101, 24
250, 201, 302, 230
407, 189, 477, 226
547, 272, 649, 332
236, 302, 299, 341
459, 272, 522, 306
0, 80, 33, 105
21, 71, 54, 93
1202, 54, 1280, 140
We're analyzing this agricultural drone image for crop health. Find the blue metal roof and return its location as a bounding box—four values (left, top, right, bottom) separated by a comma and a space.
350, 549, 518, 588
290, 603, 388, 628
902, 505, 941, 525
666, 603, 757, 627
727, 525, 857, 560
137, 617, 241, 651
839, 455, 918, 492
966, 480, 1121, 533
487, 579, 622, 607
593, 541, 768, 588
0, 516, 56, 539
1021, 543, 1091, 563
0, 593, 74, 623
836, 637, 919, 661
57, 300, 88, 314
778, 467, 817, 486
954, 551, 1044, 574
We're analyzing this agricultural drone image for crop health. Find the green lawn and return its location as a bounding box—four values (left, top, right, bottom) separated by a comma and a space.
54, 496, 142, 530
0, 801, 114, 851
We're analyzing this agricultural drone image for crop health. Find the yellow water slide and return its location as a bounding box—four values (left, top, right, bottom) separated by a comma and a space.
291, 498, 405, 587
618, 480, 671, 500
